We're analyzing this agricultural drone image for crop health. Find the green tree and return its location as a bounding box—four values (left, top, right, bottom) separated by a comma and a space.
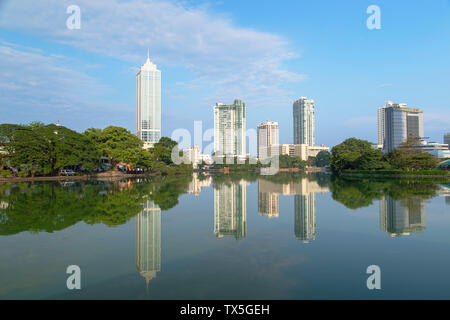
330, 138, 388, 173
278, 155, 307, 169
83, 126, 143, 168
0, 123, 100, 176
315, 150, 331, 167
386, 137, 438, 171
39, 124, 100, 174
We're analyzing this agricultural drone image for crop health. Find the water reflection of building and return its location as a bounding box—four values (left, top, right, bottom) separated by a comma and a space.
437, 184, 450, 206
188, 173, 211, 196
214, 181, 247, 240
379, 195, 426, 237
136, 200, 161, 287
0, 201, 8, 209
257, 178, 329, 243
294, 194, 316, 243
258, 189, 279, 218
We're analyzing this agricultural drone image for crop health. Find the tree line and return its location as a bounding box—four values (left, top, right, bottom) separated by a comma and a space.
0, 122, 191, 177
329, 137, 441, 174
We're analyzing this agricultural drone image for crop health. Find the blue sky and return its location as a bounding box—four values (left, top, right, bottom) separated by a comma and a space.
0, 0, 449, 148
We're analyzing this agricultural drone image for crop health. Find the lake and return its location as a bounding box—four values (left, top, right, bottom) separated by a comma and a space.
0, 173, 449, 299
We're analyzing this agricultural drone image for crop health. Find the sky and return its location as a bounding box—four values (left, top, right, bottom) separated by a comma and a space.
0, 0, 449, 149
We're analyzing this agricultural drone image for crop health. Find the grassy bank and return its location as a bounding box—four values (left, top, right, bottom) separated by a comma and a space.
340, 169, 450, 181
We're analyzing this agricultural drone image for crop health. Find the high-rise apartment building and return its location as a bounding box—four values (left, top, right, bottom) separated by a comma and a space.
382, 103, 424, 153
257, 120, 279, 160
293, 97, 315, 146
444, 133, 450, 150
213, 99, 246, 157
136, 53, 161, 149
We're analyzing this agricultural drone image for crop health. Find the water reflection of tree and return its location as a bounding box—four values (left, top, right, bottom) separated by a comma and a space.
211, 172, 260, 188
0, 176, 191, 235
329, 177, 440, 210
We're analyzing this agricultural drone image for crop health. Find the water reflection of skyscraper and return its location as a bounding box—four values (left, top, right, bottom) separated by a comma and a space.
437, 183, 450, 206
257, 178, 328, 243
294, 194, 316, 243
136, 200, 161, 288
214, 180, 247, 240
379, 195, 426, 237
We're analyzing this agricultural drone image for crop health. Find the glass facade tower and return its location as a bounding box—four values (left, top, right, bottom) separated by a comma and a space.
383, 104, 424, 153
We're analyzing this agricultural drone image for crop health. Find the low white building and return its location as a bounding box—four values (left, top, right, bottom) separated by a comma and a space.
184, 145, 202, 168
260, 144, 329, 161
307, 145, 330, 158
418, 141, 450, 159
201, 154, 213, 165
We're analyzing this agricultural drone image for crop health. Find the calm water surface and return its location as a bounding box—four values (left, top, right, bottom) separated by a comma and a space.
0, 173, 449, 299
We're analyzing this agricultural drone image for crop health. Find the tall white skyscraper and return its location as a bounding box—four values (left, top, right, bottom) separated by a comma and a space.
257, 120, 279, 160
381, 102, 424, 153
293, 97, 315, 146
136, 53, 161, 149
213, 99, 246, 157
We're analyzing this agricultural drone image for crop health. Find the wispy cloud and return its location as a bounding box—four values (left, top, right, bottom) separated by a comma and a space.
0, 0, 304, 108
0, 42, 130, 130
424, 112, 450, 134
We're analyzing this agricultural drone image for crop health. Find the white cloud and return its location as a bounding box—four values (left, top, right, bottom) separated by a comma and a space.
0, 0, 304, 107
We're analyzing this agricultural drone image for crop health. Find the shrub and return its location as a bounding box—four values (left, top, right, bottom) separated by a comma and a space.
18, 171, 29, 177
1, 170, 11, 177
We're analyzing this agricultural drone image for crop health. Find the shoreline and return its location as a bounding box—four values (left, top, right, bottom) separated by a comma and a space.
341, 172, 450, 179
0, 171, 163, 183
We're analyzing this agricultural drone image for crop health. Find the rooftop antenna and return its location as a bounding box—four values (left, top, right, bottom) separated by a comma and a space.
147, 48, 149, 60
